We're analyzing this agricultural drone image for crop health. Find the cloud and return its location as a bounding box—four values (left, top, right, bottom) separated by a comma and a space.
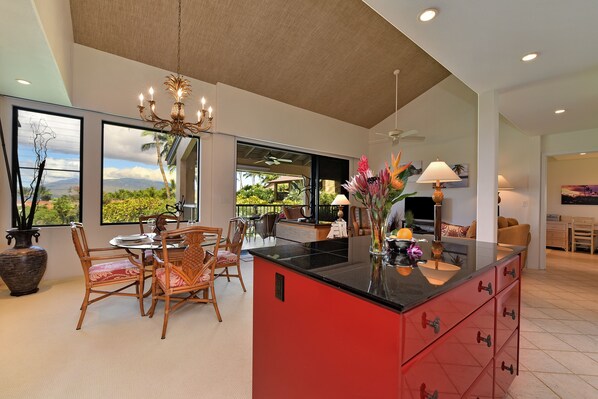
103, 166, 175, 182
103, 125, 164, 165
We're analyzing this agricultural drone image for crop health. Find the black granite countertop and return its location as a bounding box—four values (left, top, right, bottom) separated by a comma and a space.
249, 235, 524, 313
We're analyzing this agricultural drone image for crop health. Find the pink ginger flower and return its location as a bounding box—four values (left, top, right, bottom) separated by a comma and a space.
357, 155, 370, 174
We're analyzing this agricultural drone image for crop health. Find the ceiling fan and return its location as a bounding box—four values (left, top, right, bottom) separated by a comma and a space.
373, 69, 425, 145
255, 152, 293, 166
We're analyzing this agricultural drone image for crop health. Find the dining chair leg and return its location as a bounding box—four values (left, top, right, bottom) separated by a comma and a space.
237, 263, 247, 292
137, 278, 145, 316
76, 288, 91, 330
211, 283, 222, 322
225, 267, 231, 282
148, 281, 159, 318
161, 296, 170, 339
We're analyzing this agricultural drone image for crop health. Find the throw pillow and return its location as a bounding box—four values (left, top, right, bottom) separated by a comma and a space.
441, 222, 470, 238
497, 216, 509, 229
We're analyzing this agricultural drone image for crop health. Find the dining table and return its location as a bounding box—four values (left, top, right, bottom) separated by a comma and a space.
109, 232, 226, 306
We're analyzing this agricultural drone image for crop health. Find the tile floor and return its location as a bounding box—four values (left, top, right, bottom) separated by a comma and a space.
507, 249, 598, 398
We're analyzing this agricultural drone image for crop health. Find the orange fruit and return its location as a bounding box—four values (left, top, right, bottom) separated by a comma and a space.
396, 228, 413, 240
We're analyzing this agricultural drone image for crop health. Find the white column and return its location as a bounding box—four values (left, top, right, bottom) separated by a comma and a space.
477, 91, 499, 243
532, 136, 545, 269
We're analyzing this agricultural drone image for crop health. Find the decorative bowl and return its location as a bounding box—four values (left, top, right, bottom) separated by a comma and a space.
386, 237, 414, 252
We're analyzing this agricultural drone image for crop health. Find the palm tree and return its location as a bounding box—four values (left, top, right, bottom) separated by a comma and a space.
140, 131, 174, 199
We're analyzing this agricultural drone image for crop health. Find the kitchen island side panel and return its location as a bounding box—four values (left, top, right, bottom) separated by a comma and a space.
253, 257, 402, 399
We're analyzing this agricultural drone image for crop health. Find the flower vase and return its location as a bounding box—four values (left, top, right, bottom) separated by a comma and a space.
367, 207, 389, 255
0, 228, 47, 296
367, 254, 388, 297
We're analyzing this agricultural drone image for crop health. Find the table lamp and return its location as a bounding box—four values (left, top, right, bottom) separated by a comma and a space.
416, 159, 461, 241
331, 194, 351, 220
498, 175, 514, 216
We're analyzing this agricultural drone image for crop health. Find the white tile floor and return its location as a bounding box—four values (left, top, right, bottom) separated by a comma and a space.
507, 249, 598, 399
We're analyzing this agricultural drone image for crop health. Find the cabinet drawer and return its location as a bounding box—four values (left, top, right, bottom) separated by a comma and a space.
496, 257, 519, 293
463, 360, 494, 399
402, 267, 495, 364
401, 300, 496, 398
496, 281, 520, 351
494, 329, 519, 399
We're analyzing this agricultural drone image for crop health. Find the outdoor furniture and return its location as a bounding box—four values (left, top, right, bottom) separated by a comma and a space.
282, 206, 306, 220
215, 217, 248, 291
70, 222, 145, 330
255, 212, 278, 242
148, 225, 223, 339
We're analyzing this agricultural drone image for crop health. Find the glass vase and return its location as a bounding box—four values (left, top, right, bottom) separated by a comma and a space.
367, 207, 389, 256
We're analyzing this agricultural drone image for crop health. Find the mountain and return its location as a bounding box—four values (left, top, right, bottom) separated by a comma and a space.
45, 177, 164, 198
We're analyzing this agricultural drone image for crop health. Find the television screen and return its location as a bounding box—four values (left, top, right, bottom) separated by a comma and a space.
404, 196, 435, 221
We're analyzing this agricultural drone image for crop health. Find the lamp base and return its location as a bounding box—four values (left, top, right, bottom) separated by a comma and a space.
434, 204, 442, 242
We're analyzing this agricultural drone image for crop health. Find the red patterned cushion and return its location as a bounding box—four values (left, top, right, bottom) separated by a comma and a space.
89, 260, 140, 283
441, 222, 470, 238
216, 249, 238, 265
155, 267, 210, 288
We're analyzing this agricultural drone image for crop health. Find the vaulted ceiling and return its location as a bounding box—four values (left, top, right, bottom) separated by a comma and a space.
69, 0, 450, 128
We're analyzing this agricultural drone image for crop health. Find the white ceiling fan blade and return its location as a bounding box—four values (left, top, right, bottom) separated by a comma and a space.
265, 160, 275, 165
400, 129, 418, 137
402, 136, 426, 142
375, 132, 389, 137
255, 159, 265, 164
278, 158, 292, 163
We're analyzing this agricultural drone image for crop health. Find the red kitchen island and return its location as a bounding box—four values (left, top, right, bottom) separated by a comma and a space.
249, 236, 523, 399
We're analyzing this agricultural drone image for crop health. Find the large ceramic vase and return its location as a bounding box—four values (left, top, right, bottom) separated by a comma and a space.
0, 228, 47, 296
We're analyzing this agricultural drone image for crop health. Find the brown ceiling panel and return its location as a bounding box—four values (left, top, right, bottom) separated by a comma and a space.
70, 0, 450, 128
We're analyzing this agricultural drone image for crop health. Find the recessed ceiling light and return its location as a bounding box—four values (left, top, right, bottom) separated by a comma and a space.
554, 109, 565, 114
521, 53, 538, 62
580, 152, 587, 155
418, 8, 438, 22
16, 79, 31, 85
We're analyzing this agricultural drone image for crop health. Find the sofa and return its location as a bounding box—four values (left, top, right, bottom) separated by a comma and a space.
442, 216, 531, 268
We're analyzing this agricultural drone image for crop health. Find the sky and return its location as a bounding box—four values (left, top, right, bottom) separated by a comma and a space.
16, 110, 174, 186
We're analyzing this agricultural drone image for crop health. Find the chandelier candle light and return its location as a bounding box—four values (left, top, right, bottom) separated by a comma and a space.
137, 0, 213, 137
343, 153, 415, 255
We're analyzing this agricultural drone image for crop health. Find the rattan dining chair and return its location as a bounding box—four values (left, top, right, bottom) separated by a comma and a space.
148, 225, 223, 339
70, 222, 145, 330
215, 217, 248, 292
138, 213, 181, 267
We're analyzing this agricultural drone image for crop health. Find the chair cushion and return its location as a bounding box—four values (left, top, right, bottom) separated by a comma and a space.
441, 222, 470, 238
155, 267, 210, 288
89, 260, 140, 283
216, 249, 238, 265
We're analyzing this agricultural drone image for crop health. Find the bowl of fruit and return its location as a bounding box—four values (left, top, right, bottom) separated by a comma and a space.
386, 228, 414, 252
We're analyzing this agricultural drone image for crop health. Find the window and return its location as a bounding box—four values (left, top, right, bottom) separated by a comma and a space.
101, 122, 199, 224
13, 108, 83, 226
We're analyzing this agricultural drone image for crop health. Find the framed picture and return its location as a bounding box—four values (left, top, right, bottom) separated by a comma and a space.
561, 185, 598, 205
403, 160, 423, 182
439, 163, 468, 188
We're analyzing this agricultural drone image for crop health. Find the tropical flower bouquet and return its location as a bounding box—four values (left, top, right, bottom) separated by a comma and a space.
343, 153, 415, 255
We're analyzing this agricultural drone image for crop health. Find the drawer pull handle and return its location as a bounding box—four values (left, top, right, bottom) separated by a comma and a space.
420, 383, 439, 399
503, 308, 516, 320
422, 313, 441, 334
504, 268, 516, 278
501, 361, 515, 375
478, 281, 493, 296
476, 331, 492, 347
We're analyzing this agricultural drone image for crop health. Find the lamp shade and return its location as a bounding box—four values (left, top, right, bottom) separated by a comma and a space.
498, 175, 514, 190
331, 194, 350, 206
416, 160, 461, 183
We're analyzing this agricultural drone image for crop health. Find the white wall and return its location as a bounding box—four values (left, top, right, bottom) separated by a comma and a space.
0, 45, 367, 282
368, 75, 478, 226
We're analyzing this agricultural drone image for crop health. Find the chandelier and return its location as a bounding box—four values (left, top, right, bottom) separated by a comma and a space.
137, 0, 213, 137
